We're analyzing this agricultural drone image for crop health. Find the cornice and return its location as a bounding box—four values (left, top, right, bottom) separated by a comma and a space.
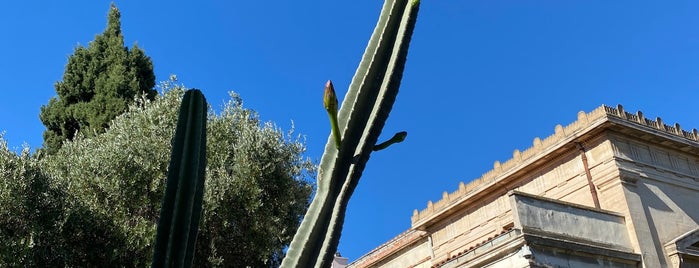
411, 104, 699, 229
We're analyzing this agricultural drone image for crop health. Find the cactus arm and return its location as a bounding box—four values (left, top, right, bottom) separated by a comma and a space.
317, 2, 419, 266
372, 131, 407, 151
324, 80, 341, 150
151, 90, 208, 268
326, 80, 406, 152
280, 0, 420, 267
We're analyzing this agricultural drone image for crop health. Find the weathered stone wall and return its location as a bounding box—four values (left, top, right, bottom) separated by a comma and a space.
425, 131, 620, 264
529, 245, 638, 268
428, 194, 512, 262
348, 230, 430, 268
511, 192, 631, 251
610, 133, 699, 267
350, 105, 699, 268
370, 239, 431, 268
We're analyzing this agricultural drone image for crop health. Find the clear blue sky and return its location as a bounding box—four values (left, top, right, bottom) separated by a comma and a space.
1, 1, 698, 262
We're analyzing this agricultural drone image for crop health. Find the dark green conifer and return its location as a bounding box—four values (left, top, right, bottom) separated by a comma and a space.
40, 3, 156, 154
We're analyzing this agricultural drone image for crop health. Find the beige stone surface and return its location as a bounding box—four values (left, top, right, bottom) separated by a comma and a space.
349, 105, 699, 268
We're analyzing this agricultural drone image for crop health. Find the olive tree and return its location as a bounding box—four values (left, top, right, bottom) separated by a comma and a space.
38, 81, 314, 267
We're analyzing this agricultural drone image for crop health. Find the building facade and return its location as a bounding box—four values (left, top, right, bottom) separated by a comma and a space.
348, 105, 699, 268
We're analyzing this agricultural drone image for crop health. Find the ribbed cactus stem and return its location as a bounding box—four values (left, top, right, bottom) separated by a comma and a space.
151, 90, 208, 268
280, 0, 420, 267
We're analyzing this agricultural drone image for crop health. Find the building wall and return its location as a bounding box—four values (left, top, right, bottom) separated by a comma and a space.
369, 239, 431, 268
426, 133, 621, 265
348, 230, 431, 268
516, 137, 603, 206
350, 106, 699, 268
610, 132, 699, 267
428, 194, 512, 262
512, 192, 632, 251
529, 246, 638, 268
483, 252, 530, 268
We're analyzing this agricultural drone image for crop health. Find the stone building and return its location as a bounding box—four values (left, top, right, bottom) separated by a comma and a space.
348, 105, 699, 268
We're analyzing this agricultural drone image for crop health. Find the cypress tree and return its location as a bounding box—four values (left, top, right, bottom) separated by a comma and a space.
40, 3, 156, 154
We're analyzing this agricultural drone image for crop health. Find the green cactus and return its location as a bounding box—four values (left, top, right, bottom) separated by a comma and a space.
280, 0, 420, 267
151, 90, 208, 268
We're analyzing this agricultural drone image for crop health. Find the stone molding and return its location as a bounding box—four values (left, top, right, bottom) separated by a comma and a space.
347, 229, 427, 268
411, 104, 699, 226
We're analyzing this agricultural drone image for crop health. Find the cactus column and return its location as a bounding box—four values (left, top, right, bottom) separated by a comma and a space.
281, 0, 420, 267
151, 90, 208, 268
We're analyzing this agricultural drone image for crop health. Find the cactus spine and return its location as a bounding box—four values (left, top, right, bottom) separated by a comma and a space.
280, 0, 420, 267
151, 90, 208, 268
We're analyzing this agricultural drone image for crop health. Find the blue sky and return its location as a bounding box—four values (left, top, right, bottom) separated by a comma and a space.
1, 1, 699, 262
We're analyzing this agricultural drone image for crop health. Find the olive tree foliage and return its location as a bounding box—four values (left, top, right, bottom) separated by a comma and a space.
200, 92, 315, 267
0, 141, 66, 266
0, 138, 133, 267
0, 80, 314, 267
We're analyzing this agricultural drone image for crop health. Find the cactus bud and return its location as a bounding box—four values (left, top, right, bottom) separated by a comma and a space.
324, 80, 341, 149
323, 80, 338, 113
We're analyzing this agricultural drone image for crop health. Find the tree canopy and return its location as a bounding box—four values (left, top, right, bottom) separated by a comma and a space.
1, 81, 314, 267
39, 3, 156, 154
6, 4, 316, 266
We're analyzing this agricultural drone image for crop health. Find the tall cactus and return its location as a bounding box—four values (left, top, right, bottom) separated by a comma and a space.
151, 90, 208, 268
280, 0, 420, 267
